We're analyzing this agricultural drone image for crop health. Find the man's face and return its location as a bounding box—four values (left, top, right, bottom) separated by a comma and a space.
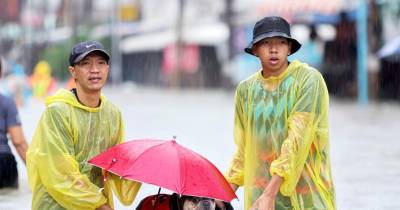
69, 52, 109, 93
253, 37, 291, 74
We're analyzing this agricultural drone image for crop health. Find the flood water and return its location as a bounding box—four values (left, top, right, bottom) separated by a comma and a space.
1, 86, 399, 210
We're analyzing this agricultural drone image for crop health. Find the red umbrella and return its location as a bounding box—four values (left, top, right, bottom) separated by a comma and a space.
88, 139, 237, 202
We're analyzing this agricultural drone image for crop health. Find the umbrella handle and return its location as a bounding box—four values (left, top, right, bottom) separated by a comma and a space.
152, 188, 162, 210
103, 158, 118, 182
103, 171, 109, 182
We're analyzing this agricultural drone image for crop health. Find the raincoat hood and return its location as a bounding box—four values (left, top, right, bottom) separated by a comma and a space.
45, 89, 106, 112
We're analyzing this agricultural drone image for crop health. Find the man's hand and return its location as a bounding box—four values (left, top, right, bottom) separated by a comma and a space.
249, 191, 276, 210
250, 175, 283, 210
96, 204, 113, 210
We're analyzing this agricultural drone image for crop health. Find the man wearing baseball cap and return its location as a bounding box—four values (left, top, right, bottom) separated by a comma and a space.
27, 41, 141, 210
223, 16, 336, 210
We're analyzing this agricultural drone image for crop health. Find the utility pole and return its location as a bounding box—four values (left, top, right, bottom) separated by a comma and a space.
222, 0, 235, 88
174, 0, 185, 88
225, 0, 235, 61
70, 0, 79, 45
357, 0, 369, 105
24, 0, 34, 73
111, 0, 122, 84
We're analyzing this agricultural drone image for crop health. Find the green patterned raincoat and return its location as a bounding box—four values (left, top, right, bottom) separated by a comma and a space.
226, 60, 335, 210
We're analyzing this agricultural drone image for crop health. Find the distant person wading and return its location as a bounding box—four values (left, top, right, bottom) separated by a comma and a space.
0, 57, 29, 189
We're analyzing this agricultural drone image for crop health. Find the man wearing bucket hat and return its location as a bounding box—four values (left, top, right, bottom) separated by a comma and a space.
222, 16, 336, 210
27, 41, 141, 210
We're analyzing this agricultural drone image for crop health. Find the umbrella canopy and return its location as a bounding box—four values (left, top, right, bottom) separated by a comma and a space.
88, 139, 237, 202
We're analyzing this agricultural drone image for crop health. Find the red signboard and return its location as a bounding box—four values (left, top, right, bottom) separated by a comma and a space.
0, 0, 21, 22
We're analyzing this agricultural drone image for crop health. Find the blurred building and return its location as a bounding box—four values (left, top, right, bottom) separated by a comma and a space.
119, 0, 228, 87
0, 0, 24, 56
375, 0, 400, 99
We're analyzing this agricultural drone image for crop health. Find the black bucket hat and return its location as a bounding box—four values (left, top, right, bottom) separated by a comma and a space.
69, 40, 110, 66
244, 16, 301, 56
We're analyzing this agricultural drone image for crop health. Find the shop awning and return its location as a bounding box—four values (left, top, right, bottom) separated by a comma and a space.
120, 22, 229, 53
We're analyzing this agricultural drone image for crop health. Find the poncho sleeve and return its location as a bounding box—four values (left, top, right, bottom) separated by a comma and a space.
103, 111, 142, 206
29, 106, 108, 209
226, 84, 246, 186
270, 71, 329, 196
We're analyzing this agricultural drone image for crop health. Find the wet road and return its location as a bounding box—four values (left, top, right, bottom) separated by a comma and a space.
1, 86, 399, 210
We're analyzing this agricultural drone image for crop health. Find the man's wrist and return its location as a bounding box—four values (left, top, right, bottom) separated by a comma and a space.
263, 175, 283, 196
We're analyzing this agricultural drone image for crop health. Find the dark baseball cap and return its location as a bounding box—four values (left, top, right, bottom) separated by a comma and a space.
69, 40, 110, 66
244, 16, 301, 56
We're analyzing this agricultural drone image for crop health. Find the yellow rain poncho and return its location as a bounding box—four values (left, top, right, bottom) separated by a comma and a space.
29, 60, 56, 98
27, 89, 141, 210
226, 60, 335, 210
